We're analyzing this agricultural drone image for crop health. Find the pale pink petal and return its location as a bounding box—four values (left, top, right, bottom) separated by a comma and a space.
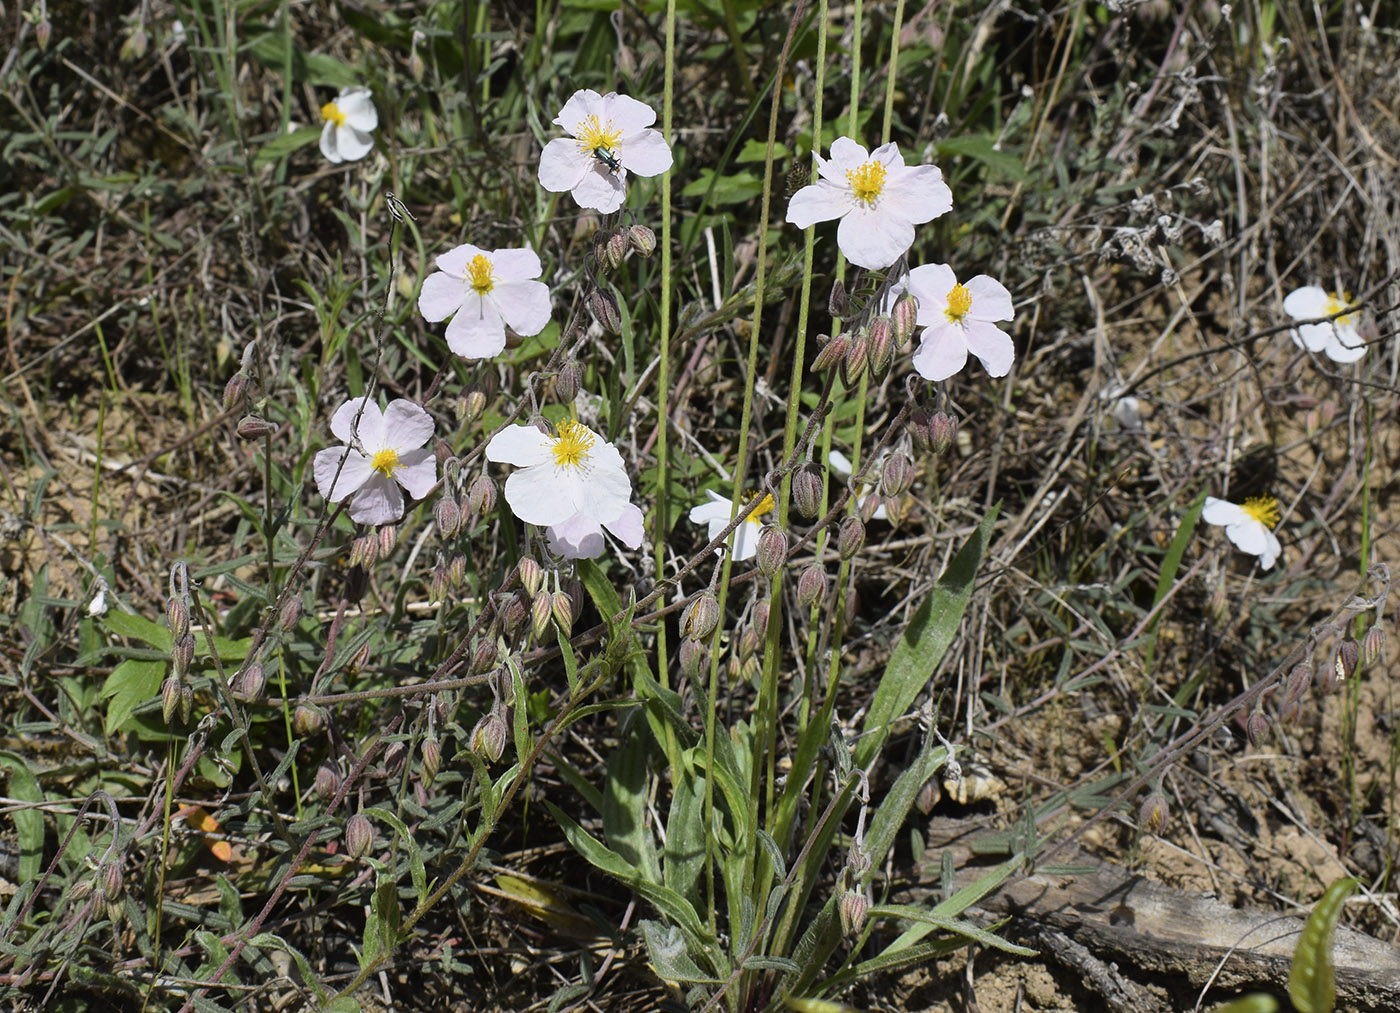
554, 89, 603, 132
538, 139, 590, 193
334, 126, 374, 163
435, 243, 483, 277
1202, 497, 1248, 527
505, 467, 577, 526
966, 275, 1015, 322
381, 400, 434, 451
393, 449, 437, 499
319, 122, 340, 162
604, 503, 645, 549
338, 88, 378, 131
547, 514, 606, 559
570, 165, 627, 212
786, 181, 853, 228
1283, 286, 1328, 320
485, 425, 554, 467
347, 473, 404, 526
314, 447, 373, 501
837, 205, 913, 270
911, 324, 969, 381
621, 128, 673, 177
489, 248, 542, 282
444, 298, 506, 359
494, 280, 551, 337
963, 320, 1016, 377
603, 93, 658, 133
418, 272, 466, 322
330, 397, 385, 447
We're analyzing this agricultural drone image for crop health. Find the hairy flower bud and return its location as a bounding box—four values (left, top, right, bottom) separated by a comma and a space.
378, 525, 396, 558
681, 592, 721, 641
828, 278, 848, 319
556, 360, 583, 403
471, 710, 507, 763
172, 632, 195, 678
606, 230, 630, 270
500, 592, 529, 635
797, 564, 827, 609
383, 741, 407, 777
1284, 662, 1311, 703
891, 292, 919, 346
450, 555, 467, 589
233, 660, 266, 703
927, 412, 957, 456
752, 600, 770, 634
628, 224, 657, 257
420, 736, 441, 787
589, 289, 623, 335
738, 627, 761, 661
435, 497, 461, 539
35, 18, 52, 50
292, 703, 325, 737
551, 590, 574, 636
468, 475, 497, 515
236, 414, 275, 440
792, 465, 824, 519
279, 595, 303, 632
1246, 710, 1271, 748
461, 388, 487, 423
471, 638, 498, 675
881, 454, 914, 497
866, 316, 895, 380
1362, 625, 1386, 668
166, 597, 190, 641
119, 26, 149, 63
531, 591, 554, 642
838, 515, 866, 561
679, 637, 708, 680
1335, 639, 1359, 683
345, 813, 374, 861
517, 557, 544, 598
222, 372, 249, 411
161, 675, 182, 726
313, 762, 341, 801
1138, 792, 1169, 835
756, 526, 788, 578
840, 330, 869, 388
99, 860, 124, 903
811, 333, 850, 373
839, 889, 869, 937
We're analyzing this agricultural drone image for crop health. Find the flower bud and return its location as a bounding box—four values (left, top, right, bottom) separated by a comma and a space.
352, 534, 378, 569
839, 889, 868, 936
420, 736, 441, 787
861, 493, 888, 524
797, 564, 827, 609
409, 49, 426, 82
162, 676, 183, 725
1284, 662, 1311, 703
461, 389, 487, 423
756, 526, 788, 578
1138, 792, 1169, 835
752, 600, 770, 634
1246, 710, 1271, 748
120, 26, 149, 63
517, 556, 544, 598
828, 278, 848, 318
99, 861, 124, 903
222, 372, 249, 410
907, 407, 934, 453
840, 330, 869, 388
838, 516, 866, 561
589, 289, 623, 335
927, 412, 957, 456
628, 224, 657, 257
607, 230, 631, 270
556, 360, 583, 403
811, 333, 850, 373
233, 660, 266, 703
1317, 655, 1341, 695
891, 292, 919, 346
279, 595, 303, 632
1362, 625, 1386, 668
166, 597, 190, 641
35, 18, 52, 50
468, 475, 497, 515
1278, 698, 1302, 726
531, 591, 554, 642
292, 703, 325, 737
471, 638, 499, 675
435, 497, 461, 539
679, 638, 708, 679
844, 587, 859, 625
681, 592, 721, 641
1336, 638, 1359, 682
172, 633, 195, 678
792, 465, 824, 519
881, 454, 914, 497
865, 316, 895, 380
237, 414, 275, 440
500, 592, 529, 635
313, 762, 341, 801
551, 590, 574, 636
68, 878, 94, 903
738, 627, 761, 661
430, 561, 448, 600
566, 579, 585, 625
471, 710, 508, 763
378, 525, 396, 558
383, 741, 407, 777
345, 813, 374, 861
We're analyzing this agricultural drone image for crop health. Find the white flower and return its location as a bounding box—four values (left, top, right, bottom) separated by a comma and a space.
319, 87, 378, 163
1283, 286, 1365, 363
828, 449, 888, 521
538, 89, 674, 213
546, 502, 645, 560
1202, 495, 1282, 571
893, 263, 1015, 381
314, 397, 437, 525
688, 490, 775, 561
485, 419, 632, 527
418, 244, 551, 359
785, 138, 952, 270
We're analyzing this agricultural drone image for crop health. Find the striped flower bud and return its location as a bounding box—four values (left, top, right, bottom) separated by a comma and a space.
881, 454, 914, 497
461, 389, 487, 423
233, 661, 266, 703
435, 497, 461, 539
162, 676, 183, 726
345, 813, 374, 861
468, 475, 497, 515
1138, 792, 1169, 835
607, 230, 631, 270
752, 601, 770, 634
551, 590, 574, 636
470, 710, 507, 763
236, 414, 275, 440
420, 736, 441, 787
681, 592, 721, 641
530, 592, 554, 642
166, 597, 190, 641
891, 292, 919, 346
222, 372, 249, 410
679, 637, 708, 679
517, 557, 544, 598
811, 333, 850, 373
797, 564, 827, 609
556, 360, 583, 403
172, 632, 195, 678
292, 703, 325, 737
377, 525, 396, 557
628, 224, 657, 257
499, 592, 529, 636
1246, 710, 1271, 747
756, 526, 788, 578
313, 762, 341, 801
839, 889, 869, 936
927, 412, 957, 456
279, 595, 303, 632
447, 553, 465, 590
792, 464, 824, 519
866, 316, 895, 380
471, 638, 498, 675
1335, 639, 1359, 683
838, 515, 866, 561
1361, 625, 1386, 668
589, 289, 622, 334
99, 861, 124, 903
1284, 662, 1312, 703
840, 330, 869, 388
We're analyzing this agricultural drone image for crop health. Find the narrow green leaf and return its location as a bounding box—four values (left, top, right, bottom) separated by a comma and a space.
1143, 490, 1206, 672
602, 725, 662, 885
1207, 996, 1277, 1013
0, 752, 45, 880
1289, 876, 1360, 1013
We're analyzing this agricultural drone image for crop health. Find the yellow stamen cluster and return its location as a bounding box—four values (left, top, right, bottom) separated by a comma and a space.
575, 115, 623, 157
321, 101, 346, 127
845, 159, 887, 204
552, 419, 595, 469
1242, 496, 1280, 529
371, 448, 400, 477
745, 492, 776, 520
1324, 291, 1358, 326
466, 254, 494, 295
945, 283, 973, 322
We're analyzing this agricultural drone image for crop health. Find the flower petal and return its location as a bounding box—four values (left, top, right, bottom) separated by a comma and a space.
493, 280, 551, 337
837, 205, 914, 270
554, 89, 603, 132
604, 92, 658, 133
485, 425, 554, 467
731, 520, 761, 561
570, 164, 627, 213
1294, 322, 1332, 353
435, 243, 483, 277
505, 468, 577, 526
967, 274, 1015, 323
910, 324, 969, 381
1259, 529, 1282, 570
1324, 329, 1366, 363
571, 461, 631, 523
334, 126, 374, 163
418, 272, 466, 322
880, 163, 952, 226
489, 248, 542, 282
1282, 285, 1328, 320
337, 88, 378, 131
906, 264, 957, 326
347, 473, 404, 526
786, 180, 854, 228
314, 446, 372, 501
689, 495, 733, 525
604, 503, 645, 549
538, 138, 590, 193
381, 400, 434, 451
621, 128, 673, 177
828, 449, 854, 476
393, 448, 438, 499
1225, 519, 1269, 558
319, 122, 341, 162
547, 514, 606, 559
330, 397, 385, 447
444, 298, 507, 359
1201, 497, 1247, 527
827, 136, 871, 172
962, 319, 1016, 377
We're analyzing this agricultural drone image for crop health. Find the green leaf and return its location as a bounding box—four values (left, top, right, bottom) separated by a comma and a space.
641, 919, 723, 984
602, 725, 662, 885
253, 126, 321, 168
856, 506, 998, 769
1207, 996, 1277, 1013
104, 611, 171, 651
0, 752, 45, 880
1289, 876, 1360, 1013
934, 135, 1030, 182
361, 872, 401, 969
1143, 490, 1206, 672
99, 659, 164, 735
867, 904, 1035, 955
680, 168, 765, 204
735, 138, 790, 163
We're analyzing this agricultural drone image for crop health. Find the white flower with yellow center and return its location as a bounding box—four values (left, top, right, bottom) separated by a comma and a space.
485, 419, 632, 527
785, 137, 952, 270
417, 244, 551, 360
1202, 495, 1282, 570
546, 502, 645, 560
318, 87, 378, 164
537, 89, 674, 213
688, 490, 775, 561
891, 263, 1015, 381
1283, 286, 1365, 363
313, 397, 437, 525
